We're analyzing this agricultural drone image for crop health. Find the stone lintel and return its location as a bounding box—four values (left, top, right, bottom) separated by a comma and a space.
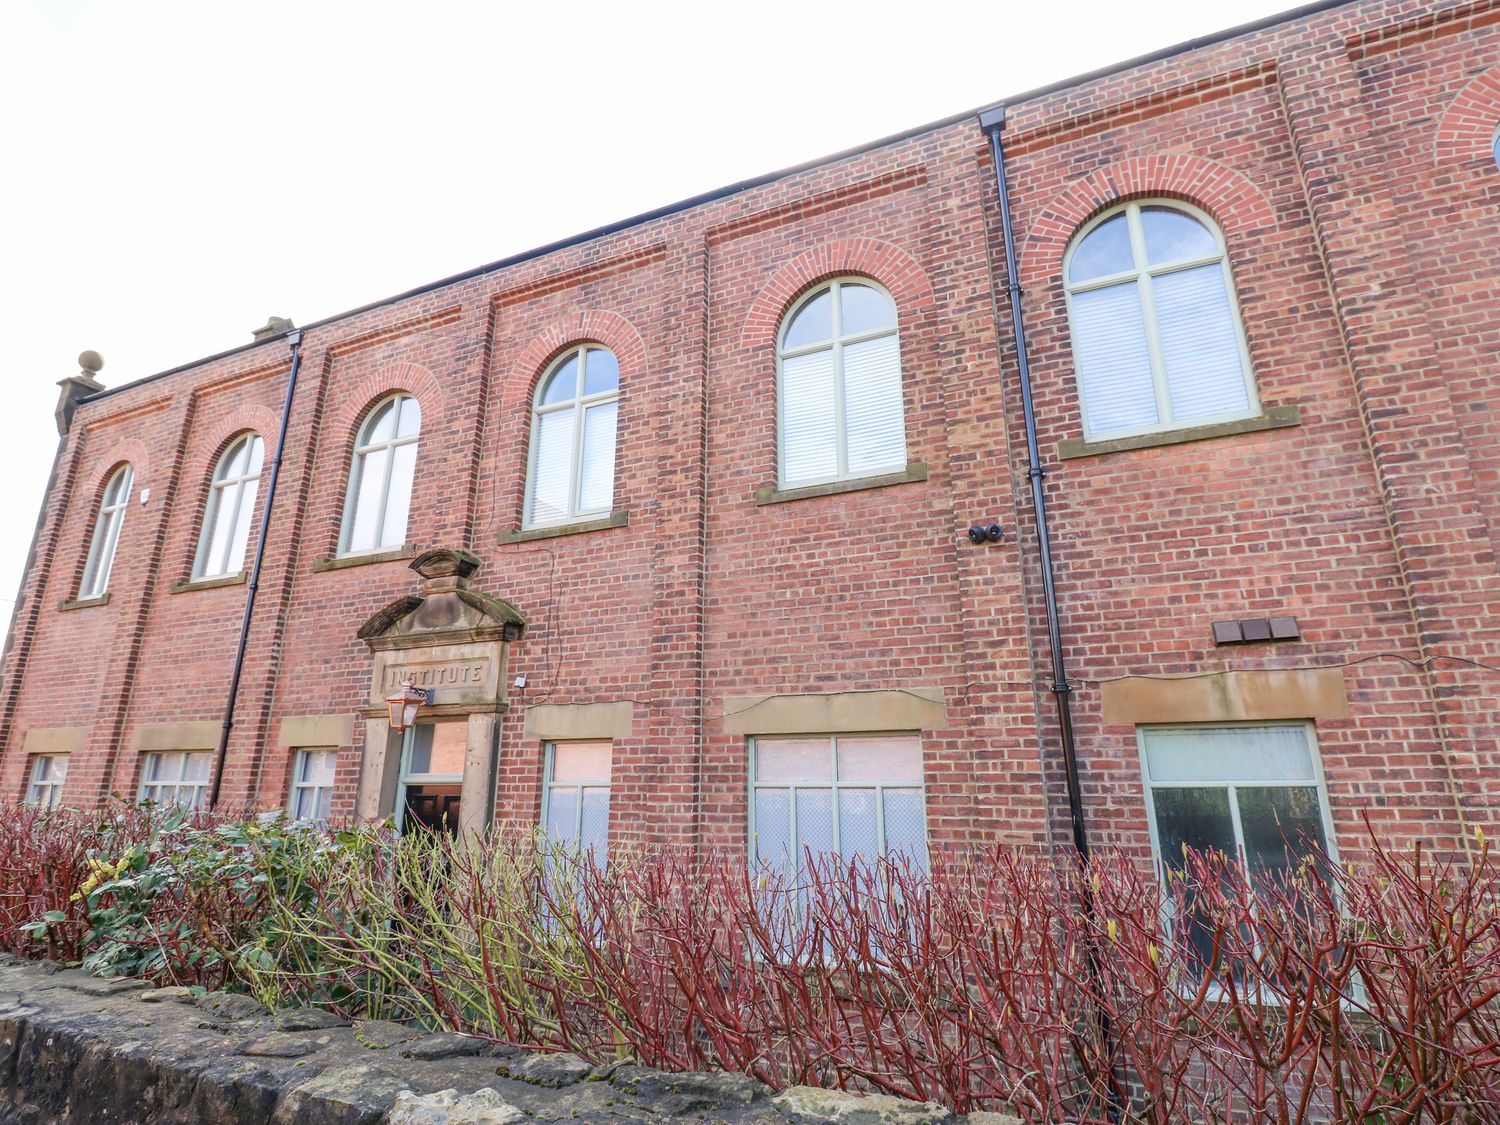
523, 701, 636, 741
277, 714, 355, 749
1099, 667, 1349, 725
21, 726, 88, 756
722, 689, 946, 736
131, 721, 222, 753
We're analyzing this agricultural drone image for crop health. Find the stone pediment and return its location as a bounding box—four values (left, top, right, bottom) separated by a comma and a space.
358, 549, 526, 651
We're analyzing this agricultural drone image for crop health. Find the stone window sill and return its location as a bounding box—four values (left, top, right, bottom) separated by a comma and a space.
1057, 405, 1300, 460
755, 462, 928, 506
59, 593, 110, 612
312, 545, 419, 572
499, 510, 629, 544
169, 572, 248, 594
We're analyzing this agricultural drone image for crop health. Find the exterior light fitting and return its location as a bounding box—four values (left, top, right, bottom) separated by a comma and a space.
386, 678, 434, 732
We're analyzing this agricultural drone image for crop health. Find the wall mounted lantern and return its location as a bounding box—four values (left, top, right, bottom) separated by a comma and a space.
386, 678, 435, 732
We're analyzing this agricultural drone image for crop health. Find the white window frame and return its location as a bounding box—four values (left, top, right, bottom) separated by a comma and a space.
26, 755, 68, 808
192, 433, 264, 580
138, 751, 212, 809
394, 722, 464, 833
1136, 721, 1339, 888
775, 277, 906, 489
523, 346, 620, 529
80, 465, 133, 598
540, 741, 613, 855
1063, 200, 1260, 443
747, 732, 929, 870
338, 394, 420, 556
288, 747, 336, 823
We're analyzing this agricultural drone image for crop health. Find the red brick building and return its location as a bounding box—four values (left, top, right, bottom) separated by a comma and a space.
4, 0, 1498, 875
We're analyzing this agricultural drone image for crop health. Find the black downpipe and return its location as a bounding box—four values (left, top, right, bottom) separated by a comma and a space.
978, 106, 1090, 862
209, 330, 304, 810
980, 107, 1124, 1121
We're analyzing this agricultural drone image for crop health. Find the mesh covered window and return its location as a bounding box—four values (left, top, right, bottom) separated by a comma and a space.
777, 279, 905, 488
750, 734, 926, 873
1064, 202, 1258, 441
289, 748, 336, 823
543, 741, 612, 860
139, 751, 212, 808
340, 394, 420, 554
193, 433, 264, 579
80, 465, 133, 598
525, 347, 619, 527
27, 755, 68, 809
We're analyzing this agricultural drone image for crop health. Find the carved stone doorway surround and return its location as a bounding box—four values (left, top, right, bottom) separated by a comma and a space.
354, 548, 526, 832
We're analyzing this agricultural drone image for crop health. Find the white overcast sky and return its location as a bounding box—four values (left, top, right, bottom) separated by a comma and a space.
0, 0, 1300, 634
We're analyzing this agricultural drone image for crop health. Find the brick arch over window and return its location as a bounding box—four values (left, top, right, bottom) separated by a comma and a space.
503, 310, 648, 413
1020, 156, 1276, 289
80, 439, 150, 502
196, 407, 281, 476
330, 362, 446, 442
741, 239, 935, 353
1435, 66, 1500, 166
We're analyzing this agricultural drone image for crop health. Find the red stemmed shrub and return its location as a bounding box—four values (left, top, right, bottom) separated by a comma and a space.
1, 803, 1497, 1123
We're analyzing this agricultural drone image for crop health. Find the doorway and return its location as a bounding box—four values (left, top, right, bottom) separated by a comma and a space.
396, 721, 465, 833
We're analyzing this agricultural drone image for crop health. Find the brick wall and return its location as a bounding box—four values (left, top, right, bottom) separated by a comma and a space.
3, 0, 1497, 862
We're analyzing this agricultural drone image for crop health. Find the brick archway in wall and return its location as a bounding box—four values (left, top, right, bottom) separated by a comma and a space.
1435, 66, 1500, 166
503, 310, 649, 413
740, 239, 935, 353
1019, 155, 1277, 290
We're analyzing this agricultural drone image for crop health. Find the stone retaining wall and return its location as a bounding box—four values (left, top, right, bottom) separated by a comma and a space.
0, 958, 1019, 1125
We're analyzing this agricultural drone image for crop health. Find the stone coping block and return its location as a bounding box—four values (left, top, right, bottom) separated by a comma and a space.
0, 956, 1020, 1123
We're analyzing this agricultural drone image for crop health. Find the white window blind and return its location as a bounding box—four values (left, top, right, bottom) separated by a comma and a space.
525, 347, 619, 527
543, 741, 612, 859
1065, 202, 1258, 441
80, 465, 132, 598
341, 395, 420, 554
778, 279, 905, 488
194, 434, 264, 580
1072, 283, 1159, 436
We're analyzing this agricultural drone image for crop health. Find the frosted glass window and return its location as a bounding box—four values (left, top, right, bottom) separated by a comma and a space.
80, 465, 133, 598
525, 346, 620, 528
543, 741, 612, 860
139, 751, 212, 808
289, 748, 336, 823
27, 755, 68, 808
193, 433, 264, 580
778, 279, 906, 488
340, 395, 420, 554
1140, 724, 1333, 883
1064, 201, 1258, 441
751, 734, 926, 873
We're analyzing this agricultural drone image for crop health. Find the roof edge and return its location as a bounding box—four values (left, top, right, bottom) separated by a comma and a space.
82, 0, 1358, 405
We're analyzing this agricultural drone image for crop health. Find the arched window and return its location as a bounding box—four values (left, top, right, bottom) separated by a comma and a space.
777, 278, 905, 488
525, 346, 619, 527
340, 394, 420, 554
1064, 201, 1258, 441
1493, 127, 1500, 171
80, 464, 133, 598
193, 433, 264, 580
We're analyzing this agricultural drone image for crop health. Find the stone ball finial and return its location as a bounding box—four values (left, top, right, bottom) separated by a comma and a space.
78, 350, 104, 374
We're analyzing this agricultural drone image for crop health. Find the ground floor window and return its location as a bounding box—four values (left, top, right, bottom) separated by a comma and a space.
542, 741, 611, 858
26, 755, 68, 808
397, 722, 465, 833
289, 747, 336, 822
1139, 722, 1336, 969
139, 751, 212, 808
750, 733, 927, 872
